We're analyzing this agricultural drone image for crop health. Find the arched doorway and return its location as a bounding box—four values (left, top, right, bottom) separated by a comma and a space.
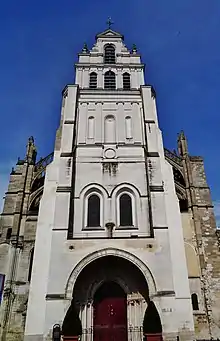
143, 301, 162, 341
62, 302, 82, 340
64, 254, 156, 341
93, 281, 127, 341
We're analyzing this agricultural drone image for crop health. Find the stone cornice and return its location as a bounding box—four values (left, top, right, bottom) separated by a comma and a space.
149, 185, 164, 192
75, 63, 145, 69
56, 186, 72, 193
79, 89, 141, 96
45, 294, 65, 301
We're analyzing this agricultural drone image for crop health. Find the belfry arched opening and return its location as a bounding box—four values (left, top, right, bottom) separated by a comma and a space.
62, 255, 162, 341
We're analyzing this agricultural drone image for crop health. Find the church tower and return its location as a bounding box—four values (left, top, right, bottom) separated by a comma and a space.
22, 26, 195, 341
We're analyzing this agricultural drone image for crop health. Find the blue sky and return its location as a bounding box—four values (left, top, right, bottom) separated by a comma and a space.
0, 0, 220, 223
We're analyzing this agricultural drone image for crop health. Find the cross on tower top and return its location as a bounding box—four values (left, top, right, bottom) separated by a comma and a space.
106, 17, 114, 29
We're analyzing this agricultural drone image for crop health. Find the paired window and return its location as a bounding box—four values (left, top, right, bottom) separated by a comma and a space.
89, 72, 97, 89
123, 73, 131, 89
104, 71, 116, 90
104, 44, 116, 64
191, 293, 199, 311
85, 191, 134, 229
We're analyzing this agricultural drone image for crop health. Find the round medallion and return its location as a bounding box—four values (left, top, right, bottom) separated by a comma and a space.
104, 148, 116, 159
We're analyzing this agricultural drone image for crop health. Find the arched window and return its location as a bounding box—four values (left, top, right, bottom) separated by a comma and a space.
191, 293, 199, 311
123, 73, 131, 90
119, 194, 133, 226
87, 194, 100, 227
125, 116, 132, 139
28, 248, 34, 282
104, 115, 116, 143
89, 72, 97, 89
87, 116, 95, 139
104, 44, 116, 64
104, 71, 116, 90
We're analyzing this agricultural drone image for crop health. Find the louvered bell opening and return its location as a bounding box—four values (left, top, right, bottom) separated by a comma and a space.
104, 71, 116, 90
104, 45, 116, 64
123, 73, 131, 90
89, 73, 97, 89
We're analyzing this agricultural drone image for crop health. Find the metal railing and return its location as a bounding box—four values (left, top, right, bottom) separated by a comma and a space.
79, 327, 143, 341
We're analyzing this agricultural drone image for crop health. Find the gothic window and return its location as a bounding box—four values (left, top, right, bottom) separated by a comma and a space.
87, 194, 100, 227
89, 72, 97, 89
104, 71, 116, 90
191, 293, 199, 311
104, 44, 116, 64
28, 248, 34, 282
123, 73, 131, 89
104, 115, 116, 143
29, 193, 42, 215
87, 116, 95, 139
125, 116, 132, 139
119, 193, 133, 226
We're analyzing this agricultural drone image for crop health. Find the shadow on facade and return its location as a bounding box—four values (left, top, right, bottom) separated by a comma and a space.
62, 256, 162, 340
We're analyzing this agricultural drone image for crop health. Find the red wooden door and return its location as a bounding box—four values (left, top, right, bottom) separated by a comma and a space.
93, 284, 127, 341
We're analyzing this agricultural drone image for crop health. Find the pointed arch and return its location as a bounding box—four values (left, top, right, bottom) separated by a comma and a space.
173, 167, 186, 187
143, 301, 162, 335
62, 302, 82, 337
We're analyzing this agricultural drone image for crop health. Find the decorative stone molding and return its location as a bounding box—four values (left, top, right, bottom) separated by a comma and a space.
155, 290, 175, 297
145, 120, 155, 124
45, 294, 65, 301
60, 152, 74, 157
149, 185, 164, 192
65, 247, 157, 299
147, 152, 159, 157
56, 186, 72, 193
64, 120, 75, 125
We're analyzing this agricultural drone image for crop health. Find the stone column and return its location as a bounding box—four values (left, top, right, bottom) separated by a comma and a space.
86, 303, 93, 341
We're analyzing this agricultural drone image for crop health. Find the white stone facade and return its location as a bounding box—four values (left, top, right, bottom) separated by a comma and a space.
23, 29, 195, 341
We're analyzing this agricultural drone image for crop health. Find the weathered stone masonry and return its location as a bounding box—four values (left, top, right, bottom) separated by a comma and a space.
0, 27, 220, 341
